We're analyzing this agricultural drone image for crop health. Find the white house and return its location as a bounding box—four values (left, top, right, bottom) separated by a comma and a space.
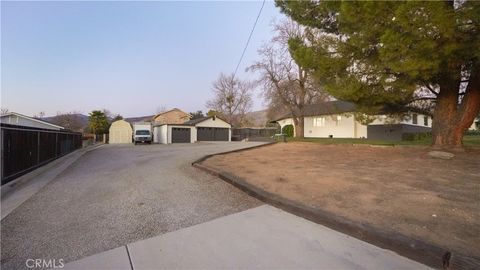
153, 116, 231, 144
469, 118, 479, 131
0, 112, 64, 130
275, 101, 433, 141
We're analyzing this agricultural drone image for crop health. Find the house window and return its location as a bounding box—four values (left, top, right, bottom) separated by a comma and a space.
412, 114, 418, 125
336, 115, 342, 126
423, 116, 428, 126
313, 117, 325, 127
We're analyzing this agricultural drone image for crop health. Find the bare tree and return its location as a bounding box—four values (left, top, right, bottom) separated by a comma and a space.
1, 108, 9, 115
156, 105, 167, 114
102, 109, 113, 120
33, 111, 46, 118
206, 73, 253, 127
50, 111, 85, 132
265, 93, 289, 123
248, 19, 329, 138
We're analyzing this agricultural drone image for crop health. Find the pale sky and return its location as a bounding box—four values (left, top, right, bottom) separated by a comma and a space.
1, 1, 285, 117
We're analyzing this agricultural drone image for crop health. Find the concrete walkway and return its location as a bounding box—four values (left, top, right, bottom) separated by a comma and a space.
64, 205, 431, 270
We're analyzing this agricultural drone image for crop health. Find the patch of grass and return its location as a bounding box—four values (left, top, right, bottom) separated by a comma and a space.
464, 135, 480, 146
286, 135, 480, 147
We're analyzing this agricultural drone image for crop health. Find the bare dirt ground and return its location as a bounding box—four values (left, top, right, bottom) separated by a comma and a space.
202, 143, 480, 259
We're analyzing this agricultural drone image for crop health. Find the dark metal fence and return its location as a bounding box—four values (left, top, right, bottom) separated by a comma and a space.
1, 123, 82, 185
232, 127, 280, 141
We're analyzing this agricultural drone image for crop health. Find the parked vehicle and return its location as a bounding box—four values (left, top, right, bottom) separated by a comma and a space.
133, 122, 152, 145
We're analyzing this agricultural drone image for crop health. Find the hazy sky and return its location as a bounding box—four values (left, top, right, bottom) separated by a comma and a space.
1, 1, 285, 117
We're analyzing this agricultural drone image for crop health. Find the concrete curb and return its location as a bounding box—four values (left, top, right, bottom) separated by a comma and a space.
1, 144, 105, 220
192, 144, 479, 270
191, 141, 277, 165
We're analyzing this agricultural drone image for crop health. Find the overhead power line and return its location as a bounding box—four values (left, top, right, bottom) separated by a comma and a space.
232, 0, 266, 81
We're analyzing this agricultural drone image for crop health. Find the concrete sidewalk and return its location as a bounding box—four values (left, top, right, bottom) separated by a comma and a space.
64, 205, 431, 270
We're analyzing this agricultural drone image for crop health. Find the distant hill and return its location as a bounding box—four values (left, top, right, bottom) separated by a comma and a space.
40, 113, 157, 131
39, 110, 271, 130
42, 114, 89, 132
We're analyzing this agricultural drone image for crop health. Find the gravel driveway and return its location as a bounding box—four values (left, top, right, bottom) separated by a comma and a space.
1, 142, 264, 270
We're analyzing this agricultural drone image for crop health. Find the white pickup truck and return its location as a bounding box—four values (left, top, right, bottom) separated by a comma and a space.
133, 122, 152, 145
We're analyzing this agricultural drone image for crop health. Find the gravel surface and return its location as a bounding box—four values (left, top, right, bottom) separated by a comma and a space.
1, 142, 264, 270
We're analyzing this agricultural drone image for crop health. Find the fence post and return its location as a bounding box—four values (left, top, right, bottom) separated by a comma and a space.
1, 129, 3, 182
55, 133, 58, 158
37, 131, 40, 164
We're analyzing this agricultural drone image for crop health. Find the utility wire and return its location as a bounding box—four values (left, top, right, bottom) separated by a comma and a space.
232, 0, 266, 81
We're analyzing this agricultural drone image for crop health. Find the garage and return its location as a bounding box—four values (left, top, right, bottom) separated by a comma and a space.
109, 120, 133, 144
153, 116, 231, 144
172, 127, 191, 143
197, 127, 229, 141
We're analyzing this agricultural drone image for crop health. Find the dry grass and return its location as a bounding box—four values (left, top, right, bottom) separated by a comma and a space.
203, 143, 480, 258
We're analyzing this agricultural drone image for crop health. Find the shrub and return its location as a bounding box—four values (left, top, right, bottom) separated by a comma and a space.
401, 132, 431, 141
282, 125, 294, 137
465, 130, 480, 136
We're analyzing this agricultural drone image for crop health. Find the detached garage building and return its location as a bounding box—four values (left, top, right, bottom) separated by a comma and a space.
109, 120, 133, 144
153, 124, 194, 144
153, 116, 231, 144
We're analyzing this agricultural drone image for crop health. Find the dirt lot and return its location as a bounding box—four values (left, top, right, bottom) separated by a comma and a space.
202, 143, 480, 259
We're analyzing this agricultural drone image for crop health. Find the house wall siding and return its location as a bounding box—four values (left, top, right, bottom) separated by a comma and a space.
369, 113, 432, 128
279, 112, 432, 139
153, 125, 168, 144
304, 115, 363, 138
195, 118, 231, 141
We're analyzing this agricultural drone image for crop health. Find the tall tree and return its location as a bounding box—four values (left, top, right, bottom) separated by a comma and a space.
276, 1, 480, 147
189, 111, 204, 120
248, 19, 329, 138
88, 110, 110, 135
51, 111, 85, 132
112, 114, 123, 121
206, 73, 254, 127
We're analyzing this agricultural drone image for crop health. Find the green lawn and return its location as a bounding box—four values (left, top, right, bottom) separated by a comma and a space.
285, 135, 480, 147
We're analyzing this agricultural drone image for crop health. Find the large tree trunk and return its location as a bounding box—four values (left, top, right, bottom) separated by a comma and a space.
293, 117, 304, 138
432, 71, 480, 148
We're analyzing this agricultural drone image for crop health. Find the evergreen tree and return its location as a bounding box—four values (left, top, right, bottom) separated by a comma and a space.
88, 110, 110, 135
276, 1, 480, 147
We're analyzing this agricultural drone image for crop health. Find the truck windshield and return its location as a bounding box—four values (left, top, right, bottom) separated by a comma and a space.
135, 130, 150, 135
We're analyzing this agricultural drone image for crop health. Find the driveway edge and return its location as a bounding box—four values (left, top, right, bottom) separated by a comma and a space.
192, 145, 479, 270
1, 144, 105, 220
191, 141, 276, 165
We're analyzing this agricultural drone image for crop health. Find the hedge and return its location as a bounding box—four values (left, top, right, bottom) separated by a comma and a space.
282, 125, 294, 137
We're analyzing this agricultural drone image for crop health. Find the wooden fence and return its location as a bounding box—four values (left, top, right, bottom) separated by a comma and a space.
1, 123, 82, 185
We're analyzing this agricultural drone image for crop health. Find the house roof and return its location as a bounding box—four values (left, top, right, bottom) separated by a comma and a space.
153, 116, 231, 127
183, 116, 231, 126
152, 108, 190, 120
124, 115, 155, 123
1, 112, 65, 130
183, 117, 209, 125
274, 101, 357, 121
